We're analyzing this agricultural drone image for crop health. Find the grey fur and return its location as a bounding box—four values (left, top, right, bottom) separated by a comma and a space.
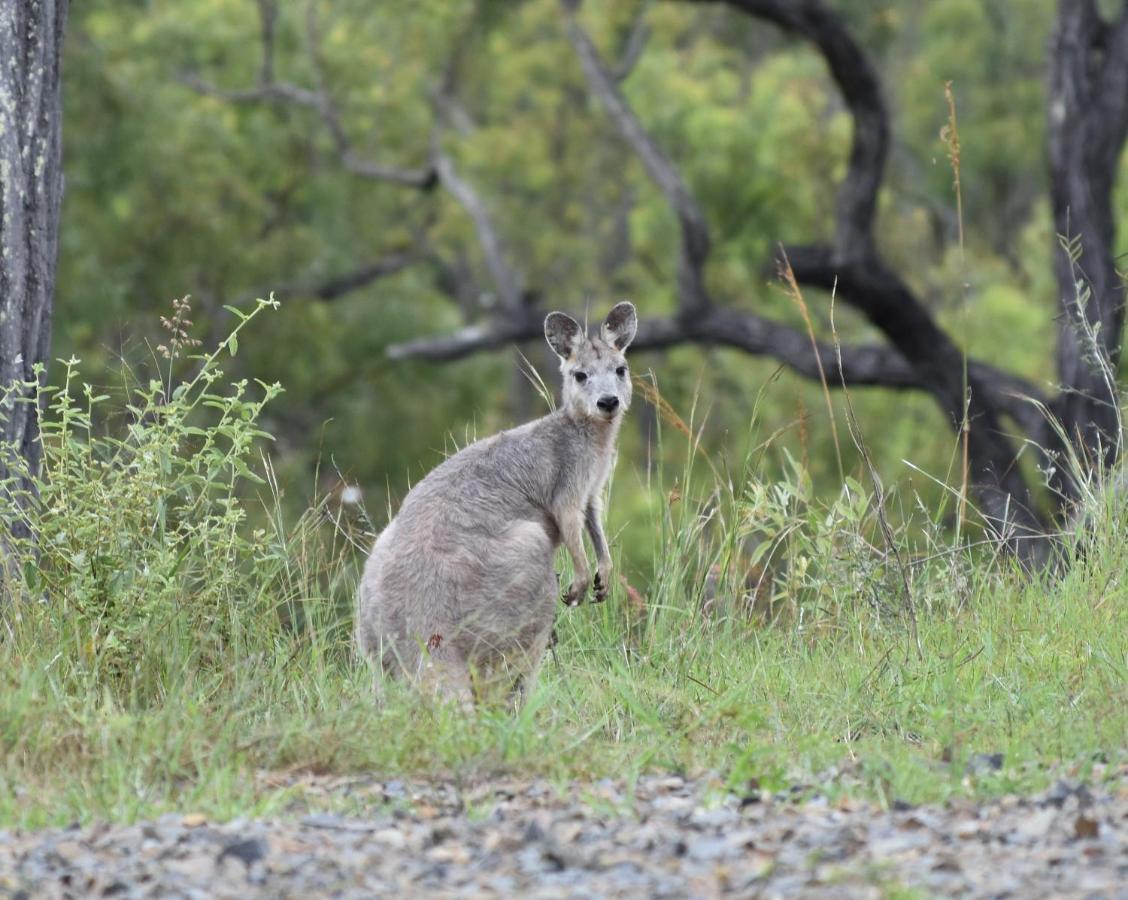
356, 301, 638, 704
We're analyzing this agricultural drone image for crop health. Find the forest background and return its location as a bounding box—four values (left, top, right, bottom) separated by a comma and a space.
59, 0, 1109, 576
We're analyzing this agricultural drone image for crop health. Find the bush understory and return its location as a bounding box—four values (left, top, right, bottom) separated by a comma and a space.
1, 301, 1125, 830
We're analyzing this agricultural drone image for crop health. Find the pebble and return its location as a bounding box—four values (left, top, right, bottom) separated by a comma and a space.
0, 775, 1124, 898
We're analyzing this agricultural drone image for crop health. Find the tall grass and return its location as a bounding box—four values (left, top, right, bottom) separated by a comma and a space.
0, 299, 1124, 829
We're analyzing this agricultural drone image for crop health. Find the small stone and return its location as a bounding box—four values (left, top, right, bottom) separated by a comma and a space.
552, 822, 584, 845
181, 814, 208, 828
52, 839, 84, 861
427, 843, 471, 865
299, 814, 378, 833
688, 807, 738, 830
1042, 779, 1094, 809
953, 819, 982, 839
372, 827, 408, 849
1073, 814, 1099, 839
217, 837, 266, 868
164, 853, 215, 880
965, 753, 1005, 776
687, 836, 730, 862
1013, 808, 1058, 843
383, 780, 407, 800
522, 821, 547, 844
269, 835, 310, 855
931, 854, 961, 873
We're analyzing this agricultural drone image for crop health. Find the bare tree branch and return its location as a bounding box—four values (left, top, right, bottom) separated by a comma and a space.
562, 4, 712, 313
387, 308, 918, 382
431, 145, 524, 312
388, 321, 534, 361
611, 5, 652, 81
256, 0, 277, 85
268, 249, 419, 302
181, 3, 437, 190
387, 303, 1048, 429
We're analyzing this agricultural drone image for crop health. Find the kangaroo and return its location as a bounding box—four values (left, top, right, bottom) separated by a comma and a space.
355, 301, 638, 704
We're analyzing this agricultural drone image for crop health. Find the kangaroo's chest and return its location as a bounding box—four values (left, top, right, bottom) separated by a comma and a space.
589, 447, 615, 495
574, 444, 616, 509
541, 420, 619, 515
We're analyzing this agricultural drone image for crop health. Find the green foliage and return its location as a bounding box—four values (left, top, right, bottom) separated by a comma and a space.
58, 0, 1111, 536
0, 297, 300, 691
2, 313, 1125, 828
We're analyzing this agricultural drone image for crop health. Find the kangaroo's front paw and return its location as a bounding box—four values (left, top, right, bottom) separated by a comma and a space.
593, 569, 611, 603
562, 578, 589, 607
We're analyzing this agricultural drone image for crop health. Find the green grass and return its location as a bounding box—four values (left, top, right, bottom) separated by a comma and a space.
1, 301, 1125, 829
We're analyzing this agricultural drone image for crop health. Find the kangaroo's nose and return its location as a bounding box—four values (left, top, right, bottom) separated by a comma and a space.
597, 395, 620, 413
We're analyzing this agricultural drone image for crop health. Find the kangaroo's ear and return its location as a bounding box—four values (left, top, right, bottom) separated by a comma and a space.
601, 301, 637, 352
544, 311, 584, 359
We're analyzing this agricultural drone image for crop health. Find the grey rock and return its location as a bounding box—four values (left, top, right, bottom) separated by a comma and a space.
218, 837, 266, 867
0, 774, 1124, 898
965, 752, 1005, 776
686, 836, 731, 861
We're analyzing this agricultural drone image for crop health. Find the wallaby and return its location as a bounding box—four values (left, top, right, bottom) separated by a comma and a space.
355, 301, 638, 704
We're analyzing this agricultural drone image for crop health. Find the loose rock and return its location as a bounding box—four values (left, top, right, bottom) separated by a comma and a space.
0, 775, 1124, 898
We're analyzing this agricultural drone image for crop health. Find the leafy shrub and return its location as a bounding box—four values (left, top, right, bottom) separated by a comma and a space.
0, 296, 315, 693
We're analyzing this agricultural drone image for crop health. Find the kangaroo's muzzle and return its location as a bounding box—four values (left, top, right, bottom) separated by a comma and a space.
597, 395, 620, 415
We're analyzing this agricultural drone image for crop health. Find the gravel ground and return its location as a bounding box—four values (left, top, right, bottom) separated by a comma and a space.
1, 772, 1125, 898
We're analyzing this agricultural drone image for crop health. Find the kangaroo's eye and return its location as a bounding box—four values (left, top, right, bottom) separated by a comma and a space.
573, 371, 588, 383
616, 366, 627, 378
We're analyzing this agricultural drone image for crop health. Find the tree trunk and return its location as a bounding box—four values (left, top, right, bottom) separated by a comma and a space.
0, 0, 68, 535
1047, 2, 1128, 502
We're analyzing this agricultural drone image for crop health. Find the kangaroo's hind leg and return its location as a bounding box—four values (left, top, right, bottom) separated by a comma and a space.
509, 622, 555, 708
507, 557, 559, 707
458, 520, 557, 708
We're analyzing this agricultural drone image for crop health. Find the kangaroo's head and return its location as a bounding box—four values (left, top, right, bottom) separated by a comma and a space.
544, 301, 637, 424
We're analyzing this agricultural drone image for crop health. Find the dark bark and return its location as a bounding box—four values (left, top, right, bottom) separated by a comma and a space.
0, 0, 68, 535
1046, 1, 1128, 496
